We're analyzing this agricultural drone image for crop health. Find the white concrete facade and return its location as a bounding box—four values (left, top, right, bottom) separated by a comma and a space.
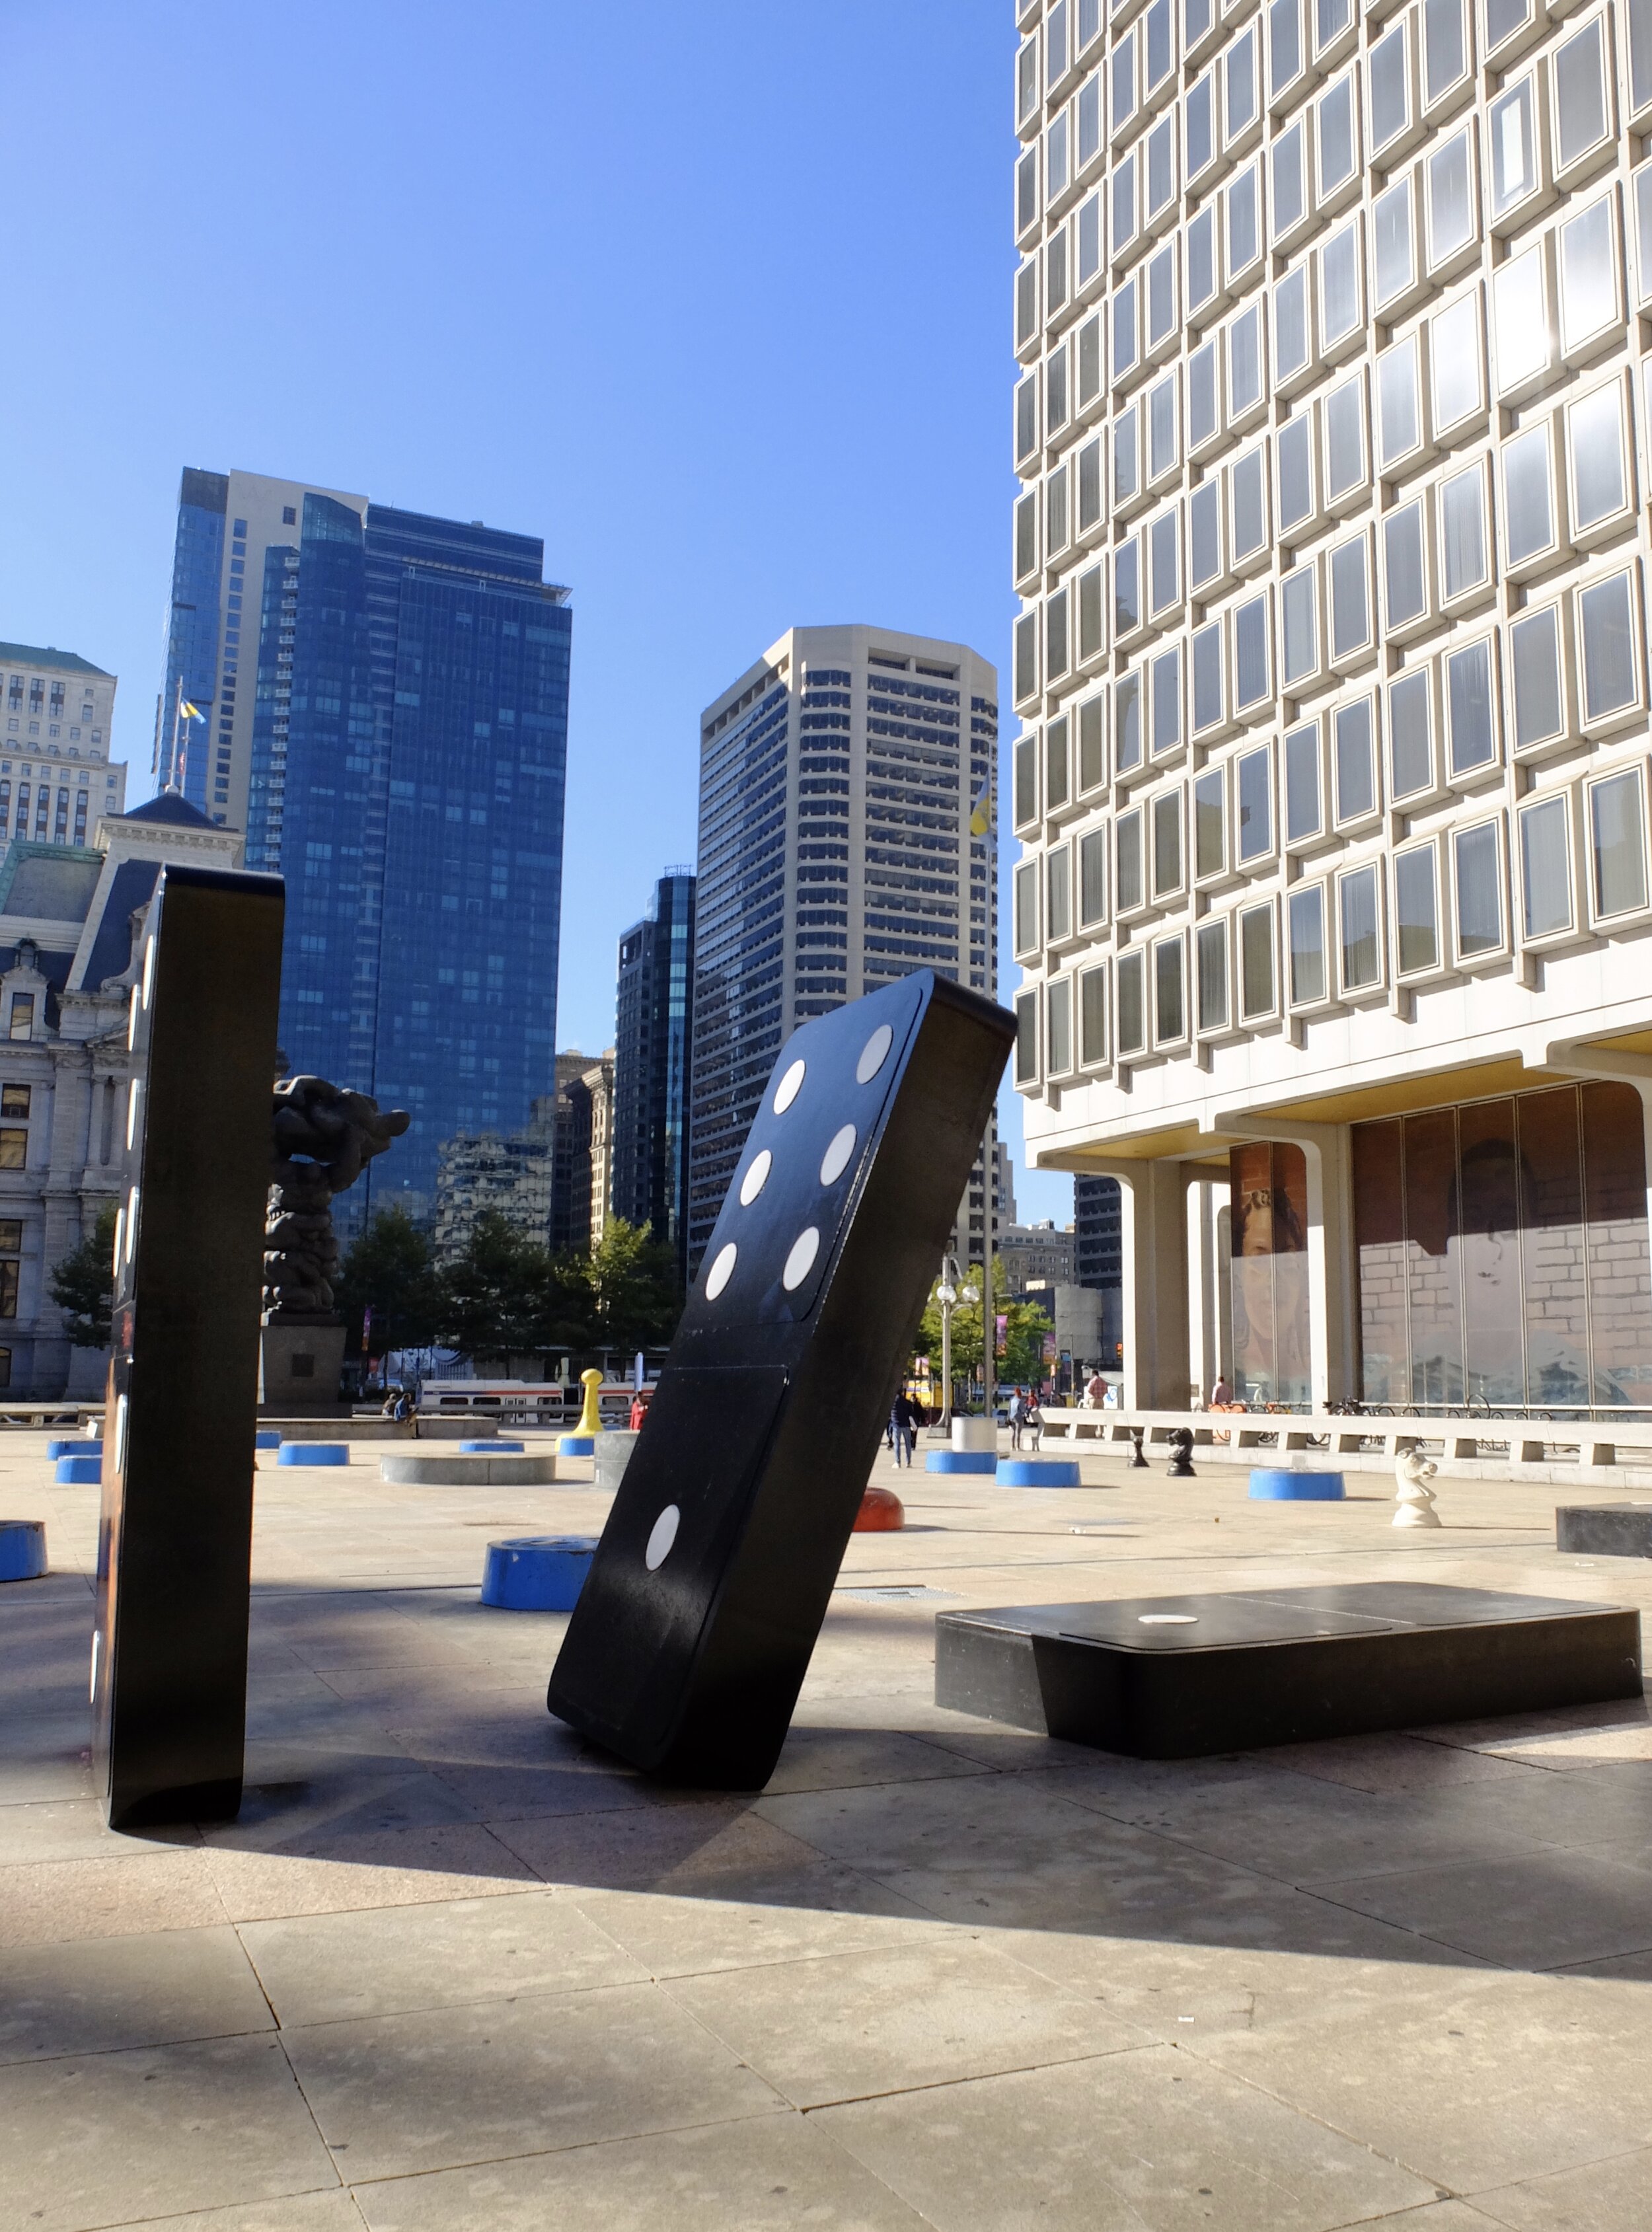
1011, 0, 1652, 1415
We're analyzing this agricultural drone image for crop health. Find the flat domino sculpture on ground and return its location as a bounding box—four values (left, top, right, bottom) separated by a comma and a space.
547, 971, 1016, 1788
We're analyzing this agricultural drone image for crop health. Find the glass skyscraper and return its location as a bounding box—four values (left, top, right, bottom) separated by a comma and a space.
161, 468, 571, 1221
612, 870, 696, 1281
1012, 0, 1652, 1415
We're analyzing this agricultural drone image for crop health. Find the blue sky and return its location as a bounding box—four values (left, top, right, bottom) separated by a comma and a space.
0, 0, 1069, 1226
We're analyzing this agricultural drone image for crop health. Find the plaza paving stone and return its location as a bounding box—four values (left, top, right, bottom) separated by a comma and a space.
1, 1428, 1651, 2227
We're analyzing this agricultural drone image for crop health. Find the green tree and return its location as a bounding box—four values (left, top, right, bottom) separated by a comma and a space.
1002, 1298, 1055, 1388
910, 1262, 1058, 1402
434, 1212, 594, 1365
589, 1216, 681, 1355
50, 1202, 118, 1349
334, 1209, 443, 1358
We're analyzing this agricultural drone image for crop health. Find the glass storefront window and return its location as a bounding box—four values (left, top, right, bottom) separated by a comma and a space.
1230, 1140, 1311, 1404
1353, 1085, 1652, 1408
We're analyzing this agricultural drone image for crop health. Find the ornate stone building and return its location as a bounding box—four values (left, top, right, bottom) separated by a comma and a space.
0, 792, 241, 1394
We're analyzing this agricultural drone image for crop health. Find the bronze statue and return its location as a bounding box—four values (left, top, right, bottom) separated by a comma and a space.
263, 1076, 409, 1320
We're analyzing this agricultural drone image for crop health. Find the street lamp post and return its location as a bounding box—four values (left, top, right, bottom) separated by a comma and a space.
934, 1254, 980, 1433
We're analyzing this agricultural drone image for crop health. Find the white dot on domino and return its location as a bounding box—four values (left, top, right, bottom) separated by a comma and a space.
704, 1242, 737, 1299
856, 1025, 893, 1084
820, 1125, 856, 1185
646, 1505, 679, 1570
739, 1150, 772, 1205
783, 1227, 820, 1290
774, 1059, 806, 1113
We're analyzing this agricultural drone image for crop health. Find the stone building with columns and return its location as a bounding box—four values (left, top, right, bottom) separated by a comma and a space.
1010, 0, 1652, 1417
0, 791, 242, 1395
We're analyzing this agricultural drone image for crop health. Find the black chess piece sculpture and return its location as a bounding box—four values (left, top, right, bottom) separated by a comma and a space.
546, 971, 1015, 1789
1129, 1427, 1149, 1468
1167, 1427, 1197, 1477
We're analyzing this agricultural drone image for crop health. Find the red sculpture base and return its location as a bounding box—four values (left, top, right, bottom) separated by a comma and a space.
854, 1485, 905, 1532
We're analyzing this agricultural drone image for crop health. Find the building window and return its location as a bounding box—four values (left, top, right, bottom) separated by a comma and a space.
1239, 901, 1276, 1020
1047, 978, 1072, 1076
1577, 570, 1640, 727
1394, 843, 1441, 974
1509, 603, 1567, 755
8, 996, 34, 1041
1197, 917, 1230, 1032
1154, 934, 1187, 1044
1339, 864, 1383, 990
0, 1128, 26, 1170
1117, 949, 1146, 1055
1195, 765, 1226, 877
1518, 794, 1574, 940
1079, 963, 1108, 1065
1445, 638, 1497, 776
1289, 883, 1327, 1003
1454, 820, 1506, 960
1285, 718, 1323, 840
1588, 766, 1649, 920
0, 1086, 29, 1118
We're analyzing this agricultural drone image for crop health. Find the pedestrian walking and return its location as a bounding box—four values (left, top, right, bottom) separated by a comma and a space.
1008, 1388, 1028, 1450
891, 1389, 919, 1468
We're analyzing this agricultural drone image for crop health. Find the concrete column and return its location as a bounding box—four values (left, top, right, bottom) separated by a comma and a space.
1187, 1175, 1232, 1405
1094, 1158, 1191, 1408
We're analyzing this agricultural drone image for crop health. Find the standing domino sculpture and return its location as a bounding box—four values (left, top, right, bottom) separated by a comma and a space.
546, 972, 1015, 1789
1394, 1446, 1442, 1529
93, 866, 285, 1829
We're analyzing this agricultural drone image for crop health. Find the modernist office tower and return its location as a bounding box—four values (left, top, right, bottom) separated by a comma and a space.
687, 625, 998, 1272
161, 469, 571, 1217
613, 870, 697, 1279
1012, 0, 1652, 1415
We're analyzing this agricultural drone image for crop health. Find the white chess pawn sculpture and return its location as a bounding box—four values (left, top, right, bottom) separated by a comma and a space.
1393, 1446, 1441, 1529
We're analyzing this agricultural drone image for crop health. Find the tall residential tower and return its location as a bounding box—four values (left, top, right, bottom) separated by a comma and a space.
687, 624, 998, 1272
1012, 0, 1652, 1414
160, 468, 571, 1220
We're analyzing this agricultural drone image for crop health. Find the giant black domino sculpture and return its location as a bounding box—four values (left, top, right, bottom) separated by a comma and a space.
547, 970, 1016, 1788
93, 864, 285, 1830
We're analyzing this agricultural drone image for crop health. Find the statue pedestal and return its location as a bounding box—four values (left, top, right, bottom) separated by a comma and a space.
259, 1320, 349, 1417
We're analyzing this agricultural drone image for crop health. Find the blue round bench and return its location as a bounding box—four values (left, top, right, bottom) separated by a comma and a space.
0, 1520, 46, 1581
926, 1450, 998, 1473
482, 1535, 597, 1611
255, 1431, 282, 1450
55, 1456, 100, 1485
1249, 1469, 1346, 1501
277, 1443, 350, 1468
557, 1435, 596, 1456
46, 1438, 100, 1461
997, 1458, 1082, 1487
463, 1438, 524, 1453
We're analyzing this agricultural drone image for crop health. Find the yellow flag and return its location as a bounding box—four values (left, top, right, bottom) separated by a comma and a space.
179, 701, 204, 720
969, 781, 993, 838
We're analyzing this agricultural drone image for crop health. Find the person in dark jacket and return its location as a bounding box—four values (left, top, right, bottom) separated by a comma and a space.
891, 1389, 920, 1467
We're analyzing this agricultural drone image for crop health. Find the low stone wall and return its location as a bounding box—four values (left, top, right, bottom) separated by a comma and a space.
1040, 1405, 1652, 1487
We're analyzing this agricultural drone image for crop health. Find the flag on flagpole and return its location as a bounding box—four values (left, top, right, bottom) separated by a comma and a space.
179, 701, 204, 721
969, 781, 993, 838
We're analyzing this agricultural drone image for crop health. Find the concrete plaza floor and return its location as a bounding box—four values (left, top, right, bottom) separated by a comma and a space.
3, 1431, 1652, 2230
